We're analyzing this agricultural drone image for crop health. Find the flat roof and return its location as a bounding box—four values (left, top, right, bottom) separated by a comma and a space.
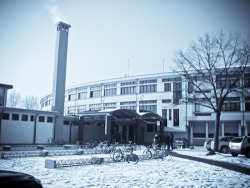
0, 83, 13, 89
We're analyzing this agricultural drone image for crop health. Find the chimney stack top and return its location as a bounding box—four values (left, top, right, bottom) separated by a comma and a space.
56, 21, 71, 29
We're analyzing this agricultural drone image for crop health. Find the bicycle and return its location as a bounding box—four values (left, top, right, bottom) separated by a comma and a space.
113, 144, 139, 164
143, 144, 168, 160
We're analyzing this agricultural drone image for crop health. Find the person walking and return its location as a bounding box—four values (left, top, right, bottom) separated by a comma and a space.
170, 133, 174, 150
166, 134, 170, 150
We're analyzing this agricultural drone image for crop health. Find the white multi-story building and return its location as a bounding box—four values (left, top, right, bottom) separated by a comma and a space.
40, 71, 250, 146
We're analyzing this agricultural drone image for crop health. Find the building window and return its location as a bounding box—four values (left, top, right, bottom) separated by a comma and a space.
89, 104, 101, 111
162, 77, 182, 82
139, 79, 157, 84
216, 74, 240, 89
139, 100, 157, 113
12, 114, 19, 121
162, 109, 167, 119
78, 92, 87, 99
222, 103, 240, 111
121, 86, 136, 95
169, 109, 171, 120
67, 106, 76, 115
139, 105, 157, 113
139, 85, 157, 93
195, 104, 200, 112
2, 113, 9, 120
103, 103, 117, 110
164, 83, 171, 91
162, 99, 171, 103
104, 84, 117, 96
64, 121, 69, 125
90, 86, 102, 98
78, 88, 87, 100
30, 115, 34, 122
222, 97, 241, 111
244, 73, 250, 88
78, 105, 87, 113
21, 114, 28, 121
38, 116, 45, 122
120, 101, 136, 110
173, 82, 182, 104
104, 88, 117, 96
173, 109, 179, 126
68, 94, 76, 101
47, 117, 53, 123
121, 81, 137, 86
188, 82, 193, 94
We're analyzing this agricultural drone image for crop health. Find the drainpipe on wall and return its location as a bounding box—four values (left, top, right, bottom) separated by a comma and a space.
33, 114, 38, 145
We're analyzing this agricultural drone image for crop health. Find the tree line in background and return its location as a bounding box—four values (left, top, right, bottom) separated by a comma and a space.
7, 90, 40, 110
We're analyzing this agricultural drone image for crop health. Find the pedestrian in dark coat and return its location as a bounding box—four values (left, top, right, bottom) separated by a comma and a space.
170, 133, 174, 150
166, 134, 171, 150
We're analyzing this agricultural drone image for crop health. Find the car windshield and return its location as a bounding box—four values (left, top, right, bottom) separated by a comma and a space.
230, 137, 243, 143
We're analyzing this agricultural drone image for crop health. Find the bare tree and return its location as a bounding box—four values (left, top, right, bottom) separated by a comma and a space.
7, 90, 22, 108
173, 31, 250, 152
22, 96, 40, 110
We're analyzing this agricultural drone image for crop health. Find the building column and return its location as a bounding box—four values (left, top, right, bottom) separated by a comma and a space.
241, 120, 247, 136
221, 122, 224, 137
238, 122, 242, 137
205, 123, 208, 140
245, 122, 249, 136
190, 123, 193, 145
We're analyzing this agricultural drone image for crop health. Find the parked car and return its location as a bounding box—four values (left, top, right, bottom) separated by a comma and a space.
0, 170, 43, 188
174, 138, 189, 148
229, 136, 250, 158
209, 136, 234, 153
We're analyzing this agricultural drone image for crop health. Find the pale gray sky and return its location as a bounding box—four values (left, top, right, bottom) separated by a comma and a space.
0, 0, 249, 99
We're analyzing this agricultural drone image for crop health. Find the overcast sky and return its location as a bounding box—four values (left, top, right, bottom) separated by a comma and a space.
0, 0, 249, 99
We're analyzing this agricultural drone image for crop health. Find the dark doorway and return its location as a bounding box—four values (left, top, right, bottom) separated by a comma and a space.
122, 125, 127, 143
129, 125, 135, 142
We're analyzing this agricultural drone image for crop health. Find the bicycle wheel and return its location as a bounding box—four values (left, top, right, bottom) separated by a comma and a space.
113, 150, 123, 162
127, 153, 139, 165
153, 150, 161, 159
143, 150, 152, 160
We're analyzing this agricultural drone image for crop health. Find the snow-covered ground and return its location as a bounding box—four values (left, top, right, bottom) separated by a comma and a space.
0, 147, 249, 187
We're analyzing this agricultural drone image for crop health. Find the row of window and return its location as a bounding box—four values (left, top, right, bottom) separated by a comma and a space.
66, 99, 173, 114
2, 113, 53, 123
194, 102, 250, 112
66, 81, 182, 101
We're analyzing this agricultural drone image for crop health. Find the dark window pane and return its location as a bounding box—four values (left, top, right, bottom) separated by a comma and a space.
39, 116, 45, 122
2, 113, 9, 120
12, 114, 19, 121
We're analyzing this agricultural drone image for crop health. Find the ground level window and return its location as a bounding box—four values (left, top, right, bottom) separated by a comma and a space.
30, 115, 34, 121
12, 114, 19, 121
2, 113, 9, 120
47, 117, 53, 123
21, 114, 28, 121
39, 116, 45, 122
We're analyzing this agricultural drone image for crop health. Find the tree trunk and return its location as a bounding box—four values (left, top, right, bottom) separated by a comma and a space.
214, 111, 221, 152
